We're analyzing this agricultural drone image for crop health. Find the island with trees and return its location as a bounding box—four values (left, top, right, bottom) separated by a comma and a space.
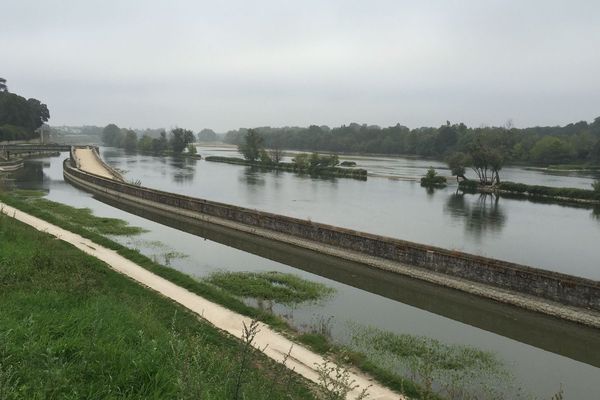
205, 129, 368, 180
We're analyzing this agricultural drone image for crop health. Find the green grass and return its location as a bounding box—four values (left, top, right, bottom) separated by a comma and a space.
205, 271, 335, 305
0, 213, 316, 399
5, 190, 146, 236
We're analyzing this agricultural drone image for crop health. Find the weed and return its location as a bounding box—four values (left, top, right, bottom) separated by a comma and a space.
315, 354, 371, 400
205, 271, 335, 305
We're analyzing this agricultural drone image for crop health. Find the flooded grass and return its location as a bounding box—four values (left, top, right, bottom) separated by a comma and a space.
1, 190, 145, 236
0, 213, 316, 399
205, 271, 335, 305
345, 324, 522, 400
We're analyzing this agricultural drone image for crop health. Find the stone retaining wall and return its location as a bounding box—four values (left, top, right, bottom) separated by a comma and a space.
63, 160, 600, 312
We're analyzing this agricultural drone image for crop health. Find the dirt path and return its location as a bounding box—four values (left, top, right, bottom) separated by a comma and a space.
73, 148, 115, 179
0, 202, 403, 400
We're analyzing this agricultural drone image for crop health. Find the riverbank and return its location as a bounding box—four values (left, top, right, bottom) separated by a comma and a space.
0, 196, 403, 400
459, 180, 600, 206
205, 156, 368, 180
0, 206, 318, 399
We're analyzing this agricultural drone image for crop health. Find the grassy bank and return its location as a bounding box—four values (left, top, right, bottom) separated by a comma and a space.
0, 212, 315, 399
205, 156, 368, 180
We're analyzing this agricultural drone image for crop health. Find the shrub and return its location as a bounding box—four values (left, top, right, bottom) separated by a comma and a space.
420, 167, 447, 188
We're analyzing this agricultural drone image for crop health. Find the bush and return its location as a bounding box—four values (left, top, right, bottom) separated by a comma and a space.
420, 167, 446, 188
458, 180, 479, 192
498, 181, 600, 201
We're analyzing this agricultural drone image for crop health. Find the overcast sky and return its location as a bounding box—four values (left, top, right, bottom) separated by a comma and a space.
2, 0, 599, 131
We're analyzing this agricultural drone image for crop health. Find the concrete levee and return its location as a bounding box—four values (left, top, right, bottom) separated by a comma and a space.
63, 159, 600, 314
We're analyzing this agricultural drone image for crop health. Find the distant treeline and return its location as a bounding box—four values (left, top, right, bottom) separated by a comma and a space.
224, 118, 600, 165
101, 124, 197, 155
0, 78, 50, 141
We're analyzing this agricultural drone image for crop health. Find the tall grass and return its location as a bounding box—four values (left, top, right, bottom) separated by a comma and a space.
0, 213, 316, 399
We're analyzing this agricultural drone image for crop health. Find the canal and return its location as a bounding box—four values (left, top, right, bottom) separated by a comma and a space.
6, 148, 600, 399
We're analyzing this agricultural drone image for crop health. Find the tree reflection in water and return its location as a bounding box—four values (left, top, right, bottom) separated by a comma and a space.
445, 191, 507, 237
171, 156, 197, 183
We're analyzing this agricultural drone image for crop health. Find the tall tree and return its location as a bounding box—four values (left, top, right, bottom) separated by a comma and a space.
169, 128, 195, 153
0, 77, 7, 92
102, 124, 121, 147
238, 129, 264, 161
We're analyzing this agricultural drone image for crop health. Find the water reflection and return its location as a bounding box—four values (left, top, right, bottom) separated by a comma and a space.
445, 192, 507, 237
84, 192, 600, 369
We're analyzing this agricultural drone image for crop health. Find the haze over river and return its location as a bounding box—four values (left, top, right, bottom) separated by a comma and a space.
7, 147, 600, 399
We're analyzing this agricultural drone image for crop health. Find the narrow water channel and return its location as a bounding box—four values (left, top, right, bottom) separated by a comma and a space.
6, 151, 600, 399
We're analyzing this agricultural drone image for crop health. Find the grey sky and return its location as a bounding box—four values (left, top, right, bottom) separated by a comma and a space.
2, 0, 599, 131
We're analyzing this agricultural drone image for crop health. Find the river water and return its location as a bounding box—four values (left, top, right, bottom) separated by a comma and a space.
6, 148, 600, 399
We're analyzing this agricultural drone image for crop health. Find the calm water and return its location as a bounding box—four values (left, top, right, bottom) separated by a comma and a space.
6, 150, 600, 399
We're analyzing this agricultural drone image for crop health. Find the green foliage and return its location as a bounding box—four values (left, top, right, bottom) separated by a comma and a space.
122, 129, 138, 151
420, 167, 447, 188
198, 128, 218, 142
239, 129, 265, 161
340, 161, 357, 167
0, 81, 49, 141
3, 190, 146, 236
205, 156, 368, 180
0, 215, 315, 400
152, 131, 169, 153
346, 324, 509, 400
223, 118, 600, 166
458, 180, 480, 192
137, 133, 154, 152
170, 128, 196, 153
186, 143, 197, 155
530, 136, 575, 164
498, 181, 600, 201
101, 123, 122, 147
446, 152, 468, 179
205, 271, 335, 305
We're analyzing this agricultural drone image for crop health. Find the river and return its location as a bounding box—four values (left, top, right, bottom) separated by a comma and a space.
5, 148, 600, 399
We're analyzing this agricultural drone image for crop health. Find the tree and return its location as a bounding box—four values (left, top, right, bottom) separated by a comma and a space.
446, 152, 469, 182
198, 128, 218, 142
0, 77, 7, 92
137, 134, 154, 152
530, 136, 574, 164
122, 129, 138, 151
102, 124, 121, 147
169, 128, 195, 153
268, 147, 283, 163
468, 143, 503, 185
152, 131, 168, 153
238, 129, 264, 161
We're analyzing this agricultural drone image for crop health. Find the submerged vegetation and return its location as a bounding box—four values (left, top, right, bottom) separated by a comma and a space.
205, 271, 335, 305
0, 213, 316, 399
1, 190, 146, 236
346, 324, 510, 400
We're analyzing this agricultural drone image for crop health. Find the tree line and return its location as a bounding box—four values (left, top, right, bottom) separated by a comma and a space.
101, 124, 196, 154
223, 118, 600, 166
0, 78, 50, 141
